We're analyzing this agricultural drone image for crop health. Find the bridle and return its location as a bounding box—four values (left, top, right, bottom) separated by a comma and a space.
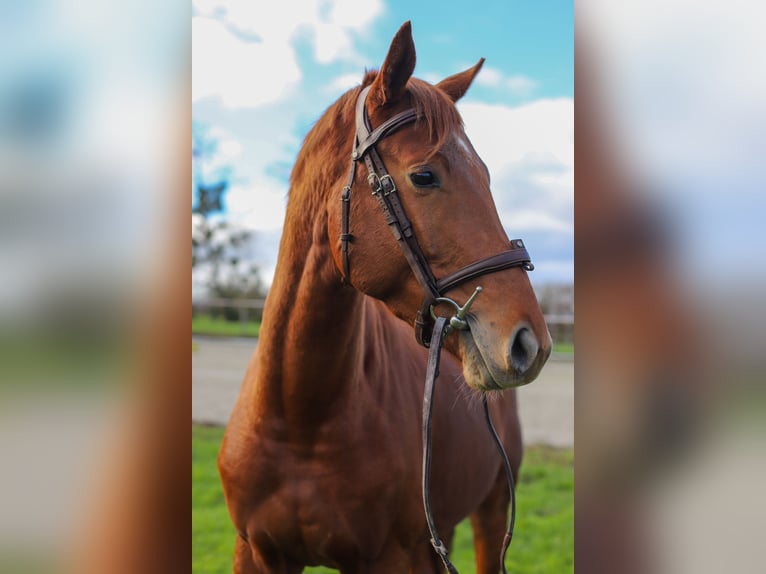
341, 85, 534, 347
340, 84, 535, 573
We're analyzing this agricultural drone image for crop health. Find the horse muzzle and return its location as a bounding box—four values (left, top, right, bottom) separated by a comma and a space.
461, 318, 551, 390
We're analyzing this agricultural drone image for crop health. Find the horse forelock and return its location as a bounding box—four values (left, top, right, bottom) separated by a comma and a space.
406, 77, 464, 160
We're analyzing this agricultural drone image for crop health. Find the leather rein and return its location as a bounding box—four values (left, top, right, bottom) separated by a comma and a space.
340, 85, 532, 573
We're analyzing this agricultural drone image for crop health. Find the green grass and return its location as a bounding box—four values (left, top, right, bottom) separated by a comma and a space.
552, 342, 574, 355
193, 426, 572, 574
192, 315, 261, 338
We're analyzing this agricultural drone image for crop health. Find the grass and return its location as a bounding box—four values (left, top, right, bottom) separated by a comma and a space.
192, 315, 261, 338
193, 425, 572, 574
552, 342, 574, 355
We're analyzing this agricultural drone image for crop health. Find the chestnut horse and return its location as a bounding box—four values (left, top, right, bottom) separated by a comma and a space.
219, 22, 551, 574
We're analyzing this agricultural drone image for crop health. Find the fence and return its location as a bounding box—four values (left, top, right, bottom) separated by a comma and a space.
543, 314, 574, 347
193, 297, 267, 324
192, 299, 573, 344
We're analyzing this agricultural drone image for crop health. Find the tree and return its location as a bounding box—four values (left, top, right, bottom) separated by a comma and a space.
192, 121, 267, 312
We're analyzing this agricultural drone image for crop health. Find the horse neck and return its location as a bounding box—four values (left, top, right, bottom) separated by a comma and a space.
250, 184, 367, 431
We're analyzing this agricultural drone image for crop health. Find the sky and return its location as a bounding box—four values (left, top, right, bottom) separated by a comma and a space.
192, 0, 574, 288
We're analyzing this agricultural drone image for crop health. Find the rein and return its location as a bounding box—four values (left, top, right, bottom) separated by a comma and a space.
423, 317, 517, 574
341, 85, 531, 573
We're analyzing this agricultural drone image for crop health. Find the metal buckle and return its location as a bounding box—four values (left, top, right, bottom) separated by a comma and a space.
379, 174, 396, 196
368, 173, 397, 196
368, 173, 382, 195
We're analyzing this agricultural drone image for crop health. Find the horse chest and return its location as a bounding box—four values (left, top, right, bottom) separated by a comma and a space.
246, 439, 417, 564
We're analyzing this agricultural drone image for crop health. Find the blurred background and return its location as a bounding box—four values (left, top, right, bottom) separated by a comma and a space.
576, 0, 765, 572
0, 0, 763, 573
0, 0, 189, 572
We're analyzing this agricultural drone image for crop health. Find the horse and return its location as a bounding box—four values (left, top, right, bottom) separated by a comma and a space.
218, 22, 551, 574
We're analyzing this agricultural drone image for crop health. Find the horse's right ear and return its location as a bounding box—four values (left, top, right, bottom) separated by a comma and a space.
437, 58, 485, 103
370, 21, 416, 106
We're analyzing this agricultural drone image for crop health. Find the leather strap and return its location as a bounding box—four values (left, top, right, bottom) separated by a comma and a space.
415, 242, 534, 346
482, 393, 516, 574
437, 243, 533, 294
422, 318, 517, 574
422, 317, 460, 574
353, 86, 419, 159
355, 85, 441, 301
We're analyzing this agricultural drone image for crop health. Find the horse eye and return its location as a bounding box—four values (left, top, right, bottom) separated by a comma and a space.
409, 170, 438, 188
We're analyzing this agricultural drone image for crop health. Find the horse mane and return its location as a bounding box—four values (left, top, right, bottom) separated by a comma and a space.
289, 70, 463, 202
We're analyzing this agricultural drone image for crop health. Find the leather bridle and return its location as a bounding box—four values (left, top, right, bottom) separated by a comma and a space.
340, 84, 534, 573
340, 85, 534, 347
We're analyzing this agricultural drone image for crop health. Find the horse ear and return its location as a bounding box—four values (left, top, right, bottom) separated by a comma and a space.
436, 58, 485, 102
370, 21, 416, 106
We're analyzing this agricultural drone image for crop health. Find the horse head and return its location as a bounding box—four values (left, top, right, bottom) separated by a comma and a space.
327, 22, 551, 390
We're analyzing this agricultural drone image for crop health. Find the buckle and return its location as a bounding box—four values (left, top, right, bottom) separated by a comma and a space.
368, 173, 397, 196
368, 173, 382, 195
379, 174, 396, 196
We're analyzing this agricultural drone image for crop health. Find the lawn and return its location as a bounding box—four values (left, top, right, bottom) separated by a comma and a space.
193, 425, 572, 573
552, 342, 574, 355
192, 315, 261, 338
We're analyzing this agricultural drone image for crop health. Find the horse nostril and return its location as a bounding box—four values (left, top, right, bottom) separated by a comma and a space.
509, 326, 539, 374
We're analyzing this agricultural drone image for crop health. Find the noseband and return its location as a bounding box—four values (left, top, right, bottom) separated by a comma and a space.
340, 85, 533, 574
340, 85, 534, 347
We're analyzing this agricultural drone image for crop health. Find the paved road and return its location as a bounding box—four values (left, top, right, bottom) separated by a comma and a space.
192, 337, 573, 447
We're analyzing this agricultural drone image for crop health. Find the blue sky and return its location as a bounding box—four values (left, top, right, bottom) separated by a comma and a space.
193, 0, 574, 287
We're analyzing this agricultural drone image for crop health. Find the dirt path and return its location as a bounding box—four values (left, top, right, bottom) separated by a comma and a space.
192, 337, 573, 447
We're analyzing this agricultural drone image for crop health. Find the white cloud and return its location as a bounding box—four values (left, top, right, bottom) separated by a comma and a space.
224, 181, 288, 232
459, 99, 573, 172
474, 65, 538, 97
327, 72, 363, 95
506, 75, 537, 97
205, 126, 244, 160
500, 210, 574, 234
192, 16, 301, 108
217, 138, 242, 159
192, 0, 383, 107
458, 98, 574, 235
475, 65, 503, 87
192, 0, 384, 107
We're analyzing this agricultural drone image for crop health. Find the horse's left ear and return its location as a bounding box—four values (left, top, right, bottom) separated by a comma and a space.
370, 21, 416, 106
436, 58, 485, 103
